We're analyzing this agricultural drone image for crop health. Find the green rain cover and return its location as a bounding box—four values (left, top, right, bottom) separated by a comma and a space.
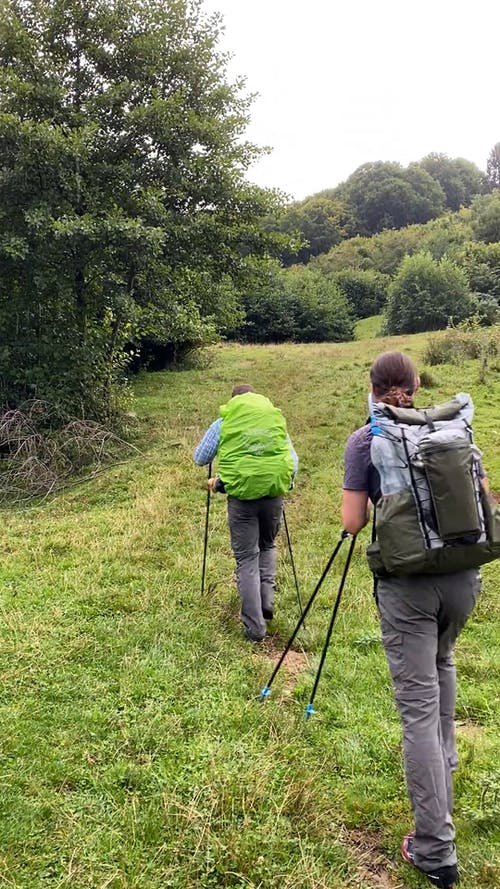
218, 392, 294, 500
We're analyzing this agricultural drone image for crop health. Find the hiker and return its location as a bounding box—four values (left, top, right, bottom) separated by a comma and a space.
341, 350, 496, 889
194, 384, 298, 643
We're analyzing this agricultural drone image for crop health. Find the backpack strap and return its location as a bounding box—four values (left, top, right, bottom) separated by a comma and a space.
422, 410, 436, 433
382, 395, 467, 426
369, 503, 377, 603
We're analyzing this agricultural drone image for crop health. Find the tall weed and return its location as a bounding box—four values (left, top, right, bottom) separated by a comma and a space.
424, 317, 500, 367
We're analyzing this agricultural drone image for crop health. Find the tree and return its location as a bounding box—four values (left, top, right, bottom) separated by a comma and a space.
405, 164, 450, 222
456, 242, 500, 301
282, 266, 354, 342
336, 161, 445, 236
274, 194, 348, 265
384, 253, 473, 335
230, 261, 354, 343
471, 192, 500, 243
334, 269, 389, 318
0, 0, 283, 417
486, 142, 500, 190
418, 153, 485, 210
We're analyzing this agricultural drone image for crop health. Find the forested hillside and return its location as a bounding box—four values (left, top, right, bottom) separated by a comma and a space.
238, 157, 500, 343
0, 0, 499, 467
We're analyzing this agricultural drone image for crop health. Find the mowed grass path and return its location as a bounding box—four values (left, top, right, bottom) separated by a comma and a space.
0, 333, 499, 888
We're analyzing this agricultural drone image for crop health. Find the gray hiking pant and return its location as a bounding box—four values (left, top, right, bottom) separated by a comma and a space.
377, 569, 480, 873
227, 495, 283, 641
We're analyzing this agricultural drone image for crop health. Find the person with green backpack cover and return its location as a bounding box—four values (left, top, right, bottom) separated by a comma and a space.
194, 384, 298, 643
341, 350, 499, 889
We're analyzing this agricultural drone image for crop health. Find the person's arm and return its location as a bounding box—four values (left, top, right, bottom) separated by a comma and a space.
193, 418, 222, 466
342, 490, 370, 535
342, 428, 372, 534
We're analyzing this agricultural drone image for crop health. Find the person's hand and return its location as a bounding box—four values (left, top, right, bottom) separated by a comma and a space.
208, 477, 218, 493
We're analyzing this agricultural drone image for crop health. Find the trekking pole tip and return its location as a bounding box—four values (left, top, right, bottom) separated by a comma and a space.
259, 685, 271, 702
304, 703, 316, 720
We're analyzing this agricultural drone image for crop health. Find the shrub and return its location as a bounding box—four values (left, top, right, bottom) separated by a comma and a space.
232, 262, 354, 343
334, 269, 389, 318
471, 191, 500, 243
384, 252, 473, 335
230, 260, 297, 343
423, 318, 500, 366
238, 289, 297, 343
282, 267, 355, 342
0, 401, 137, 503
418, 369, 437, 388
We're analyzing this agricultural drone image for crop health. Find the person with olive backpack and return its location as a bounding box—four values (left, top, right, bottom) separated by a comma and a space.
342, 350, 499, 889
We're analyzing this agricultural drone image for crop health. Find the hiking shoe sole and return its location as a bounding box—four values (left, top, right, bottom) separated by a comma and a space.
401, 834, 458, 889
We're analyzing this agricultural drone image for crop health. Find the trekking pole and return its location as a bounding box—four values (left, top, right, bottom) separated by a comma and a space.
282, 507, 304, 621
304, 533, 357, 719
259, 530, 349, 702
200, 462, 212, 596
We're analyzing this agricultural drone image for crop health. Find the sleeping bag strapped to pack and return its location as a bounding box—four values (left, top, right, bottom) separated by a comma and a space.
218, 392, 294, 500
367, 392, 500, 575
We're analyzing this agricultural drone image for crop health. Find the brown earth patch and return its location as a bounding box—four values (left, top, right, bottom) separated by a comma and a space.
266, 646, 309, 682
262, 629, 306, 655
252, 632, 309, 692
456, 720, 486, 742
342, 828, 402, 889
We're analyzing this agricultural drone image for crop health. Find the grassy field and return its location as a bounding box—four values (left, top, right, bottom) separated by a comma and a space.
0, 330, 499, 889
354, 315, 383, 340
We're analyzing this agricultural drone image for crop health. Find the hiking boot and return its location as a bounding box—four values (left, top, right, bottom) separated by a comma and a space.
401, 834, 458, 888
244, 629, 265, 645
262, 607, 274, 621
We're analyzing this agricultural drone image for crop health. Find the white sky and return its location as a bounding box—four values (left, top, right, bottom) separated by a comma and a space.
203, 0, 500, 201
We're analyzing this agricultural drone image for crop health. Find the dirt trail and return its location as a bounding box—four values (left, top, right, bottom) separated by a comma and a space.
343, 829, 403, 888
262, 633, 309, 690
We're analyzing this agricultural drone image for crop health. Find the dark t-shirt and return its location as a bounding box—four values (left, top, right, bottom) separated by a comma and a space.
343, 424, 380, 504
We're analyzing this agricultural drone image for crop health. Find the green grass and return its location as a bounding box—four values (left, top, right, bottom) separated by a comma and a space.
0, 330, 499, 888
354, 314, 383, 339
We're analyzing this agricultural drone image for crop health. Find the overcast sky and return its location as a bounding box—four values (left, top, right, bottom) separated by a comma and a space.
203, 0, 499, 201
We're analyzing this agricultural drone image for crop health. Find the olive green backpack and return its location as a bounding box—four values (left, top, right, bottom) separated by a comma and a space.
367, 393, 500, 575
